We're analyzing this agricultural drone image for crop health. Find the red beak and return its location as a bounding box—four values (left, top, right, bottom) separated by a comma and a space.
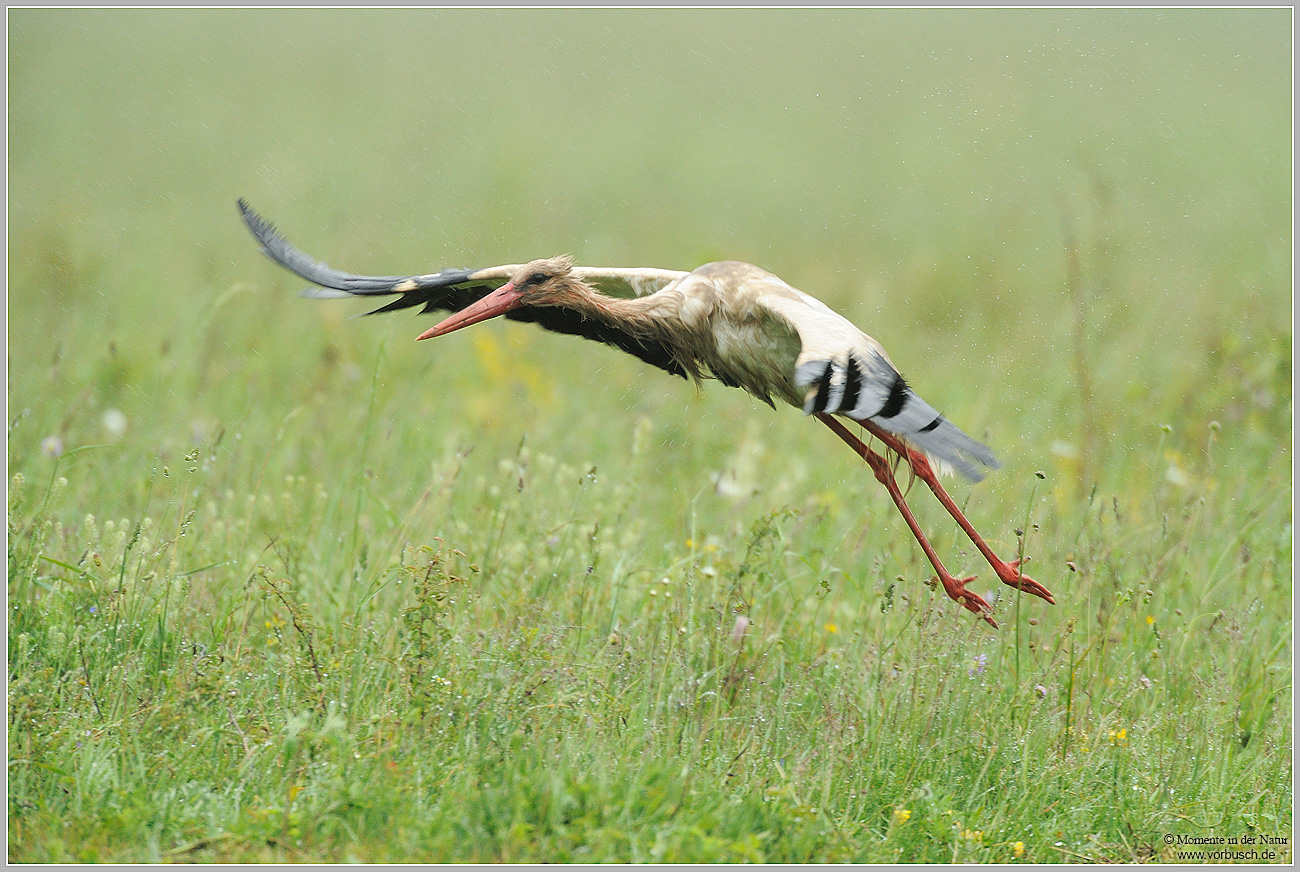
416, 282, 525, 341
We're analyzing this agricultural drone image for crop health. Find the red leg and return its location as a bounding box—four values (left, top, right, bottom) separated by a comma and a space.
818, 414, 997, 627
858, 420, 1055, 605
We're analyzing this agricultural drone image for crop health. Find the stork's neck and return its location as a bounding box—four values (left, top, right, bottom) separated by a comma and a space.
563, 278, 683, 330
557, 277, 710, 378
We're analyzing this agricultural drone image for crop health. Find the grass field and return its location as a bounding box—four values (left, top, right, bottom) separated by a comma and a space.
7, 9, 1292, 863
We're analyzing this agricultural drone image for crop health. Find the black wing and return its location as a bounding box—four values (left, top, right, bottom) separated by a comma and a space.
238, 199, 503, 316
238, 201, 689, 379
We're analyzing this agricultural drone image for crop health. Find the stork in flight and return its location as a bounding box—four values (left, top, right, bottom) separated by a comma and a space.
238, 200, 1054, 626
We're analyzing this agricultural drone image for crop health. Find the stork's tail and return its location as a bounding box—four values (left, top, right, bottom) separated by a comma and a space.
868, 388, 1000, 481
796, 356, 999, 481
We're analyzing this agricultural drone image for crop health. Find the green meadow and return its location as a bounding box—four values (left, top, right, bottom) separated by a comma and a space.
7, 9, 1291, 863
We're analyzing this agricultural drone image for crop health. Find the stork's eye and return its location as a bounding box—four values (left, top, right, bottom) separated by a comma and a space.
527, 272, 547, 286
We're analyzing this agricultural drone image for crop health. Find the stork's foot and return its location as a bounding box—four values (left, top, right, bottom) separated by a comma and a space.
990, 558, 1056, 605
935, 572, 998, 628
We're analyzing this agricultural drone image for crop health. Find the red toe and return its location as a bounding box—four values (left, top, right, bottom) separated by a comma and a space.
937, 573, 999, 628
993, 559, 1055, 605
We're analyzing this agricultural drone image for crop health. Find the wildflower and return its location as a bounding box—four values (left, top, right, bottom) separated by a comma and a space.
824, 623, 839, 634
1108, 727, 1128, 747
102, 408, 128, 439
41, 435, 63, 458
1165, 457, 1191, 487
1013, 841, 1025, 857
968, 653, 987, 678
1146, 615, 1155, 626
1035, 684, 1048, 699
893, 808, 911, 824
1050, 441, 1078, 459
1139, 675, 1153, 690
963, 828, 983, 841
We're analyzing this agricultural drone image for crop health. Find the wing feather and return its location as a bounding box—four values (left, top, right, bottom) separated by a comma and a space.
572, 267, 689, 299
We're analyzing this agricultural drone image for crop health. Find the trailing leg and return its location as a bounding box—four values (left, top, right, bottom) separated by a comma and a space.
818, 414, 997, 626
858, 419, 1055, 605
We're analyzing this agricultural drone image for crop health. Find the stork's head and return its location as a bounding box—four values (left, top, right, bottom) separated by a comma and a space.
417, 256, 576, 340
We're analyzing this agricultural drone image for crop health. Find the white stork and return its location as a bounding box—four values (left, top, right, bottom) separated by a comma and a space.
239, 200, 1054, 626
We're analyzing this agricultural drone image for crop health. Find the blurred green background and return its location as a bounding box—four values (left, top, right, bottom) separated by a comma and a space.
7, 9, 1292, 863
9, 9, 1290, 488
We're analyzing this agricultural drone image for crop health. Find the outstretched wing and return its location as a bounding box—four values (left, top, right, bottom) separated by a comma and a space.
238, 201, 692, 378
572, 267, 689, 300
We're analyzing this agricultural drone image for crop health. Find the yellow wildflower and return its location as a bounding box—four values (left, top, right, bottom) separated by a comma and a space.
893, 808, 911, 824
1013, 841, 1025, 857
